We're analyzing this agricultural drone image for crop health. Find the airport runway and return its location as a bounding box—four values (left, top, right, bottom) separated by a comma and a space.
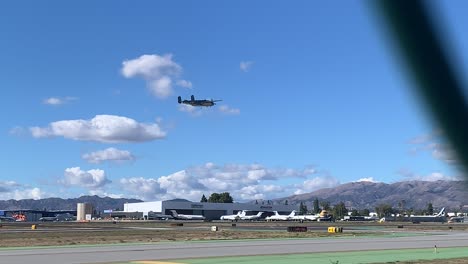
1, 232, 468, 264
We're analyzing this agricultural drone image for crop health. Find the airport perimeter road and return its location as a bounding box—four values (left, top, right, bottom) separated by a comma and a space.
1, 232, 468, 264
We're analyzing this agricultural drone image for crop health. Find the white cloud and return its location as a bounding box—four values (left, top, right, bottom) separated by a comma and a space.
30, 115, 166, 143
178, 104, 202, 116
82, 148, 135, 164
294, 176, 340, 195
218, 105, 240, 115
0, 181, 45, 200
121, 54, 191, 98
61, 167, 111, 189
409, 131, 458, 164
240, 61, 254, 72
176, 80, 192, 89
398, 169, 459, 182
119, 163, 318, 201
43, 96, 78, 106
120, 177, 164, 201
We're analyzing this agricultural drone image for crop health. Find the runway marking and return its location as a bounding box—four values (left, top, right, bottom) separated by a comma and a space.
132, 261, 183, 264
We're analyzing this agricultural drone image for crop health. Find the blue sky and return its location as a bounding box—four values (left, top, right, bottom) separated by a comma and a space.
0, 1, 464, 201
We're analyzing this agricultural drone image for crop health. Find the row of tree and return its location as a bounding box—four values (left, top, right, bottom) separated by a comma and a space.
298, 199, 441, 219
200, 192, 234, 203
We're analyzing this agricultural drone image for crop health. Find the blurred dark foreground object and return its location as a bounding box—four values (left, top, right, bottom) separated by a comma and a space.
373, 0, 468, 175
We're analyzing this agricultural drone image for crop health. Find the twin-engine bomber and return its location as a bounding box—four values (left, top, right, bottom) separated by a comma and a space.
178, 95, 222, 107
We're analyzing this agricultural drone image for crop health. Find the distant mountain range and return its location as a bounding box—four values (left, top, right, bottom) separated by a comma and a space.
275, 180, 468, 210
0, 195, 142, 211
1, 181, 467, 212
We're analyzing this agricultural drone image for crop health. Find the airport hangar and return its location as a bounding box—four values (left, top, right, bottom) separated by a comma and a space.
124, 200, 298, 220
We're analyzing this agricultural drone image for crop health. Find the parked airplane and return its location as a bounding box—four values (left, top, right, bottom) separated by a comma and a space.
0, 216, 16, 222
409, 207, 446, 223
240, 211, 263, 221
178, 95, 222, 107
170, 210, 205, 220
448, 216, 465, 223
265, 210, 296, 221
220, 210, 246, 221
39, 216, 58, 222
289, 213, 319, 221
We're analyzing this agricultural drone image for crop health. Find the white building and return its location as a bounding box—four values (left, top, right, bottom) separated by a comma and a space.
124, 200, 297, 221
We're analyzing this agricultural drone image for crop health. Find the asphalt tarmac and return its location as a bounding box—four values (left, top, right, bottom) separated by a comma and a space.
1, 232, 468, 264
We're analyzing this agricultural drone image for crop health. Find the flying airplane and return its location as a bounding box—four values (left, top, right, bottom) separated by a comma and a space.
220, 210, 246, 221
178, 95, 222, 107
170, 210, 205, 220
265, 210, 296, 221
240, 211, 263, 221
409, 207, 446, 223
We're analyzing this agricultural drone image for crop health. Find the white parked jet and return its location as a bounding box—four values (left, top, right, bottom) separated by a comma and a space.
265, 210, 296, 221
240, 211, 263, 221
170, 210, 205, 220
292, 214, 319, 221
409, 207, 446, 223
220, 210, 246, 221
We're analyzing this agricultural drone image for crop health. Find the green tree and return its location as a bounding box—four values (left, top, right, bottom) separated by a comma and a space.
427, 203, 434, 215
359, 209, 370, 217
320, 200, 331, 211
208, 192, 234, 203
313, 198, 320, 214
332, 202, 348, 219
350, 209, 359, 216
375, 204, 394, 218
299, 202, 308, 215
200, 194, 208, 203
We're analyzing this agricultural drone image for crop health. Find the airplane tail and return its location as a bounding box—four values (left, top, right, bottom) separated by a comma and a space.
170, 210, 178, 217
191, 95, 195, 101
436, 207, 445, 216
177, 96, 182, 104
257, 212, 263, 217
289, 210, 296, 217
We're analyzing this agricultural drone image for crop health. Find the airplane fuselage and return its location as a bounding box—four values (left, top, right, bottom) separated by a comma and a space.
182, 100, 215, 107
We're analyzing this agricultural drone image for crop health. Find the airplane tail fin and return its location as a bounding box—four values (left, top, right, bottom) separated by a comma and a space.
257, 212, 263, 217
170, 210, 178, 217
178, 96, 182, 104
289, 210, 296, 217
191, 95, 195, 101
437, 207, 445, 216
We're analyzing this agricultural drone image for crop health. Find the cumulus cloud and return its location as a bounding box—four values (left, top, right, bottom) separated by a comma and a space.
43, 96, 78, 106
409, 131, 458, 164
61, 167, 111, 189
398, 169, 460, 182
120, 177, 164, 200
178, 104, 202, 116
119, 163, 320, 201
293, 176, 340, 195
121, 54, 191, 98
0, 181, 45, 200
176, 80, 192, 89
82, 148, 135, 164
30, 115, 166, 143
240, 61, 254, 72
218, 105, 240, 115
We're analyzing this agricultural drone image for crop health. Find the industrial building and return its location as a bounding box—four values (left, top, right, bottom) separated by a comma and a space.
76, 202, 94, 221
124, 200, 297, 221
